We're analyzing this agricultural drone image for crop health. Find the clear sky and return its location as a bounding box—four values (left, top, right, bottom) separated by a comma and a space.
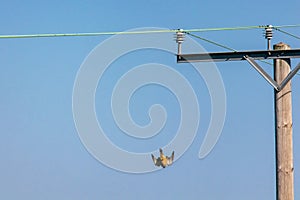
0, 0, 300, 199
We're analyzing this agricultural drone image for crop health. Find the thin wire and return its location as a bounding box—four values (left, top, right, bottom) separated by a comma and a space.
274, 28, 300, 40
260, 60, 273, 66
179, 24, 300, 33
0, 29, 175, 39
271, 24, 300, 29
272, 28, 300, 74
186, 32, 273, 65
186, 32, 237, 52
1, 24, 300, 39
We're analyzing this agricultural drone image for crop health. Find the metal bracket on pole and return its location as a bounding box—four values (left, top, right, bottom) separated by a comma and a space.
278, 62, 300, 91
177, 49, 300, 91
244, 55, 300, 91
177, 49, 300, 63
244, 55, 280, 90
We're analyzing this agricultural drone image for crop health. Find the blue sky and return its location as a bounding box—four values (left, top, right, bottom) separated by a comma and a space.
1, 0, 300, 199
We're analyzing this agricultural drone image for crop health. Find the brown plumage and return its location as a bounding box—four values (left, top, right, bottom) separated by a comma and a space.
151, 148, 175, 168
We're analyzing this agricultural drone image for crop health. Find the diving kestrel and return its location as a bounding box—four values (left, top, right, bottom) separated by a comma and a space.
151, 148, 174, 168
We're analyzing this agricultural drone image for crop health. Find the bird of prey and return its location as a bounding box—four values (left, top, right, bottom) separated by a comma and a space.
151, 148, 175, 168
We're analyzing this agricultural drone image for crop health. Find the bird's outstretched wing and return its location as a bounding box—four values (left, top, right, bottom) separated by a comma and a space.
166, 151, 175, 166
152, 149, 175, 168
151, 154, 162, 167
159, 148, 163, 157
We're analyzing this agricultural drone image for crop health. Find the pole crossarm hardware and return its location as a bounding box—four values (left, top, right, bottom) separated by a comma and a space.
244, 56, 280, 90
244, 56, 300, 91
177, 49, 300, 92
177, 49, 300, 63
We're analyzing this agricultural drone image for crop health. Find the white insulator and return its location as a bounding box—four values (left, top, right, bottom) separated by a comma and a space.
175, 29, 185, 44
265, 25, 273, 39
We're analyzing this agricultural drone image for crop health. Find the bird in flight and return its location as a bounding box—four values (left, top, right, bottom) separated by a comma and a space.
151, 148, 175, 168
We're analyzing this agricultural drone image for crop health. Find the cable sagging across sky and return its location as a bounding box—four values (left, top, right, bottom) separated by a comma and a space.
0, 24, 299, 39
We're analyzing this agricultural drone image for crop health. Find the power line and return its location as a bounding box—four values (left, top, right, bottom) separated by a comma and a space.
268, 29, 300, 75
186, 32, 237, 52
185, 24, 300, 33
0, 24, 300, 39
0, 23, 297, 69
274, 28, 300, 40
186, 32, 273, 66
0, 30, 174, 39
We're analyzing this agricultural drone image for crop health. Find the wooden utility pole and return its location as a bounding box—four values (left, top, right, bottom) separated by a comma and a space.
274, 42, 294, 200
176, 31, 300, 199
